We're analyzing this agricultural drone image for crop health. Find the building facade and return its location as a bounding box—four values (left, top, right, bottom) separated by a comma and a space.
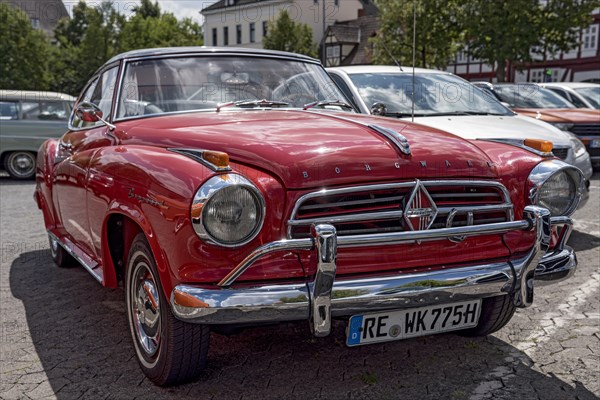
201, 0, 365, 54
447, 10, 600, 83
1, 0, 69, 36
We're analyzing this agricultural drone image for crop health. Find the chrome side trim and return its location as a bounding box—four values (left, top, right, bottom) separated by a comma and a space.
169, 148, 232, 172
47, 232, 102, 284
218, 218, 531, 287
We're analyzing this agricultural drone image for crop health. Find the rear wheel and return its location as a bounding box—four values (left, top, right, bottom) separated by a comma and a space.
48, 234, 76, 268
460, 295, 516, 337
5, 151, 36, 179
125, 233, 210, 386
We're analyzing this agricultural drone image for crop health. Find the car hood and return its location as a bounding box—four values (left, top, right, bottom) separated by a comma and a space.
513, 108, 600, 123
121, 110, 498, 189
404, 115, 573, 146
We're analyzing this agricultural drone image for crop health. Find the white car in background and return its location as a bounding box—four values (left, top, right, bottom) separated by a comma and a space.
327, 66, 593, 188
540, 82, 600, 110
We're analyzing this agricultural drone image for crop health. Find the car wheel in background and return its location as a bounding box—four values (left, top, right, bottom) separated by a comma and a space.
5, 151, 36, 179
125, 233, 210, 386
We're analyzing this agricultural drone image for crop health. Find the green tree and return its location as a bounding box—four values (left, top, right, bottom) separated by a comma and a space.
118, 8, 203, 52
463, 0, 543, 82
371, 0, 463, 69
535, 0, 598, 63
263, 10, 318, 58
133, 0, 161, 19
0, 3, 53, 90
52, 1, 125, 94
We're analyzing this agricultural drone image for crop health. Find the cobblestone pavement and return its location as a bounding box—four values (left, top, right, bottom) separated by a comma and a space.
1, 174, 598, 400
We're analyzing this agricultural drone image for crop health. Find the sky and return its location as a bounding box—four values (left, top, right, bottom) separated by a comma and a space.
63, 1, 218, 23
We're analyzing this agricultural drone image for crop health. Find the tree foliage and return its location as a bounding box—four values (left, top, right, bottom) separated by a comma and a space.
371, 0, 463, 69
263, 10, 318, 58
0, 3, 53, 90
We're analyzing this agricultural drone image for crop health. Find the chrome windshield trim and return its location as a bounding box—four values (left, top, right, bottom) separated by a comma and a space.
48, 231, 102, 283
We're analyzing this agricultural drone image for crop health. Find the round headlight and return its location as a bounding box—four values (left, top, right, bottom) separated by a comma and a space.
192, 175, 265, 247
528, 160, 584, 217
538, 171, 576, 215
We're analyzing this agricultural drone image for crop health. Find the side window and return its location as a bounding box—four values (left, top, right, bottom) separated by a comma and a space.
71, 66, 118, 129
0, 101, 18, 120
330, 73, 360, 111
567, 93, 587, 108
21, 101, 70, 120
547, 88, 569, 100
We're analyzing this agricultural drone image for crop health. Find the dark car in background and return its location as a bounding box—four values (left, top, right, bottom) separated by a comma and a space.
0, 90, 75, 179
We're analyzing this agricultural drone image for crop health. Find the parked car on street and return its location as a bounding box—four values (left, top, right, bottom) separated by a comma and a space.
540, 82, 600, 109
0, 90, 75, 179
36, 47, 585, 386
326, 66, 593, 190
473, 83, 600, 167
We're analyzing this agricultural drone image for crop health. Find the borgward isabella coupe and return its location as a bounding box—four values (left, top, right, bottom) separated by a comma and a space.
35, 48, 585, 386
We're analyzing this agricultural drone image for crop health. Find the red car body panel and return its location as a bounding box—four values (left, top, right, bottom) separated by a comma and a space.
36, 106, 546, 300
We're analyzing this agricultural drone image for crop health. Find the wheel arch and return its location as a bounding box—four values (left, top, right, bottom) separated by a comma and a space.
101, 211, 173, 295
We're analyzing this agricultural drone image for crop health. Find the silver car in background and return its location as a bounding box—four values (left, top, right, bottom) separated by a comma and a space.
541, 82, 600, 109
327, 66, 593, 189
0, 90, 75, 179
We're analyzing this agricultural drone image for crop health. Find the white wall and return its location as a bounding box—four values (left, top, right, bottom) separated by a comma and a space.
202, 0, 363, 48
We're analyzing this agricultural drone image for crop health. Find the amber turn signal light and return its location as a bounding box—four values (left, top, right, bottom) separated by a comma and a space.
203, 151, 230, 169
173, 289, 210, 308
524, 139, 553, 154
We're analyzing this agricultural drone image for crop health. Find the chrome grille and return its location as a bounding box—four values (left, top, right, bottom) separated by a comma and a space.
569, 124, 600, 136
552, 147, 569, 160
288, 181, 514, 239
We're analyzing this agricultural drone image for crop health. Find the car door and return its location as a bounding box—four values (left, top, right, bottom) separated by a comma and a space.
54, 65, 119, 259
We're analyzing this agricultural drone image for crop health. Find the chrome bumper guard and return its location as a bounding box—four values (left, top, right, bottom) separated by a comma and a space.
171, 206, 576, 336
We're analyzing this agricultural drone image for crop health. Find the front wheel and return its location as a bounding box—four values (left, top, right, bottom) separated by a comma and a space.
125, 233, 210, 386
460, 295, 516, 337
5, 151, 36, 179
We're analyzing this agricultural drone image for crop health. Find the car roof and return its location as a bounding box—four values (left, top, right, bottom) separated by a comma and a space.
103, 46, 321, 66
0, 90, 76, 102
327, 65, 448, 75
541, 82, 600, 89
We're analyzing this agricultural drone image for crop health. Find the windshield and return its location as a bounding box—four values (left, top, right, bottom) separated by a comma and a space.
574, 86, 600, 109
493, 84, 576, 109
347, 72, 513, 116
117, 56, 348, 119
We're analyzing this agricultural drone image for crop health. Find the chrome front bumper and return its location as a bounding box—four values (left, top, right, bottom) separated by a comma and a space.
170, 206, 576, 336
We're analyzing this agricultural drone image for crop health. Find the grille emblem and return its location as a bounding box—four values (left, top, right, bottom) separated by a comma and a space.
403, 180, 438, 231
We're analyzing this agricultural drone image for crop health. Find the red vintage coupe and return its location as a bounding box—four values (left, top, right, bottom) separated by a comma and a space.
35, 47, 585, 386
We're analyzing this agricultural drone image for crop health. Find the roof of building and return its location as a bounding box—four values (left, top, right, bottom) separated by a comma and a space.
201, 0, 273, 14
326, 15, 379, 65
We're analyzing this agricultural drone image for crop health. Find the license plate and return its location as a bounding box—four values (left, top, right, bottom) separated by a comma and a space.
346, 300, 481, 346
591, 139, 600, 148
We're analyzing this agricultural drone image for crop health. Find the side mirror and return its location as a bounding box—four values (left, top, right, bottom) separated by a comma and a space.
74, 101, 116, 130
371, 102, 387, 116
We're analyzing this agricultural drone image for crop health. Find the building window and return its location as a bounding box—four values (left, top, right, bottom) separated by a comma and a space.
334, 0, 339, 5
583, 25, 598, 50
236, 24, 242, 44
223, 26, 229, 46
212, 28, 217, 46
249, 22, 256, 43
226, 0, 235, 5
30, 18, 40, 29
263, 21, 268, 37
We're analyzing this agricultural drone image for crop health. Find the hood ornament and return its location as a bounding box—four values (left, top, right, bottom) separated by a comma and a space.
368, 124, 411, 156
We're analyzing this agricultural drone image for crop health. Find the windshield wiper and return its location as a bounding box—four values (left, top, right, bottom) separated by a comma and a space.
303, 100, 354, 111
216, 99, 290, 112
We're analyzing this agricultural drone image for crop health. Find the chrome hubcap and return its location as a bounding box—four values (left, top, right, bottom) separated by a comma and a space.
10, 153, 34, 177
49, 236, 59, 258
130, 262, 161, 357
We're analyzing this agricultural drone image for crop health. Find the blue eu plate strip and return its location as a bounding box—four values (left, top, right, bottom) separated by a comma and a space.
347, 315, 363, 346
